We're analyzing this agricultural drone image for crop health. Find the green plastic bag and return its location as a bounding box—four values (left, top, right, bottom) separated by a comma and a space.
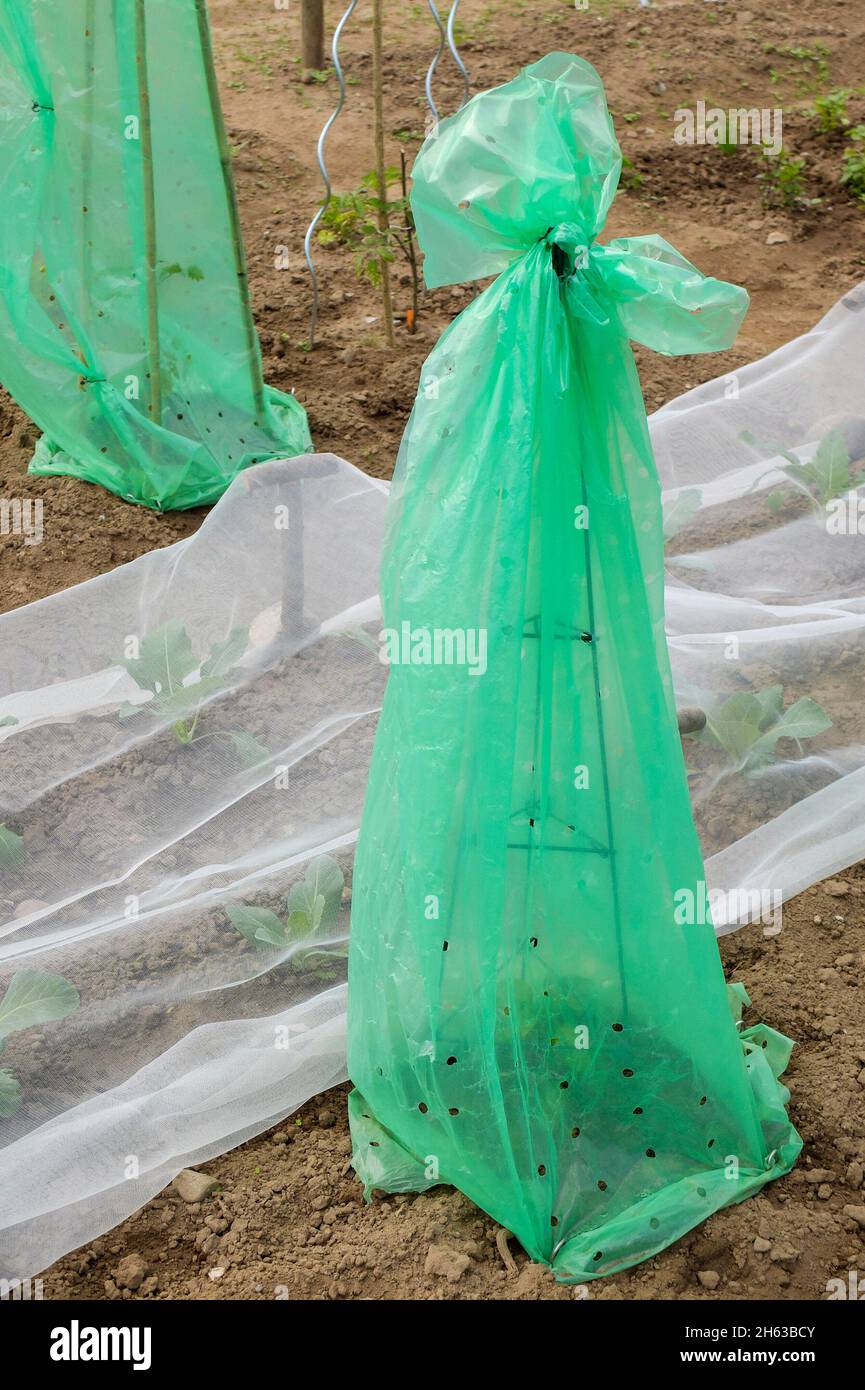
0, 0, 310, 510
347, 53, 801, 1282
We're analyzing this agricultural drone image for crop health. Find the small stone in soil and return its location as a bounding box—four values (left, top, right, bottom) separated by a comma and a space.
824, 880, 850, 897
113, 1253, 150, 1291
424, 1243, 471, 1284
172, 1168, 218, 1204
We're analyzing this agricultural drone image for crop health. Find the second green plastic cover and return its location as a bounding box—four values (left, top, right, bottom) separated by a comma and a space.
0, 0, 310, 510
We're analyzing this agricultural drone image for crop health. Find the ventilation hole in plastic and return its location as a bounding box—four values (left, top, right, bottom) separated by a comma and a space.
707, 1138, 715, 1149
593, 1251, 603, 1262
551, 1215, 559, 1227
176, 413, 184, 421
418, 1102, 428, 1114
645, 1148, 656, 1158
650, 1217, 660, 1230
560, 1081, 569, 1089
530, 937, 538, 948
503, 1006, 510, 1016
442, 940, 449, 951
580, 631, 593, 644
538, 1164, 546, 1176
369, 1141, 380, 1147
699, 1095, 707, 1105
612, 1023, 623, 1032
446, 1056, 457, 1066
622, 1068, 634, 1078
448, 1107, 459, 1116
361, 1113, 370, 1120
597, 1180, 607, 1191
572, 1126, 581, 1138
697, 1186, 707, 1198
633, 1106, 643, 1115
761, 1039, 768, 1049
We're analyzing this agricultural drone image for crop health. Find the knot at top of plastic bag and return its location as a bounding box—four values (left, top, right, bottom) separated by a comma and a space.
411, 53, 622, 289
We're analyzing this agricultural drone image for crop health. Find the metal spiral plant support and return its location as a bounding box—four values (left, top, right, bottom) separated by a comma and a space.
426, 0, 470, 127
447, 0, 471, 110
303, 0, 357, 349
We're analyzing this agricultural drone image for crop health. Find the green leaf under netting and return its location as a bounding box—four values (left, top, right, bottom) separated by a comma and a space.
0, 824, 25, 866
742, 426, 854, 510
701, 686, 831, 772
224, 730, 269, 765
200, 626, 250, 680
227, 857, 345, 953
122, 620, 199, 700
0, 1069, 22, 1118
287, 856, 344, 936
226, 905, 285, 948
662, 487, 702, 540
0, 971, 80, 1043
118, 621, 261, 750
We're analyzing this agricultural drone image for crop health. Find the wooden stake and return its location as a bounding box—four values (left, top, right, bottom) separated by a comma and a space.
134, 0, 162, 423
194, 0, 266, 421
371, 0, 395, 348
400, 149, 419, 332
301, 0, 325, 72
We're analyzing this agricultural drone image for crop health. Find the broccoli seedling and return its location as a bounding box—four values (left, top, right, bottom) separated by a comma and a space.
694, 685, 831, 775
741, 427, 857, 512
228, 856, 346, 972
119, 619, 267, 762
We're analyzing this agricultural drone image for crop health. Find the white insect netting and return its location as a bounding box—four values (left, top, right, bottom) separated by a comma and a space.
1, 283, 864, 1280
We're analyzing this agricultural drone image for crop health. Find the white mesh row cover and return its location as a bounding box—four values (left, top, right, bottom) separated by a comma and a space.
1, 284, 864, 1279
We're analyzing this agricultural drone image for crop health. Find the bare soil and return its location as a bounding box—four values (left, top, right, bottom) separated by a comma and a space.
1, 0, 862, 1299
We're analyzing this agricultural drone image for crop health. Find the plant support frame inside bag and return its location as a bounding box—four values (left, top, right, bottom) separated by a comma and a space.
347, 53, 801, 1282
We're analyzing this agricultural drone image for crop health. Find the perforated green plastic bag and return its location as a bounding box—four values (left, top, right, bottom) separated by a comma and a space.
0, 0, 310, 510
347, 53, 801, 1282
